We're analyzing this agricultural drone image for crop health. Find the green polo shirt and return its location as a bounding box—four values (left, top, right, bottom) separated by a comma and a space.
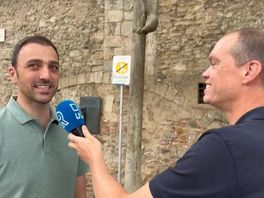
0, 97, 88, 198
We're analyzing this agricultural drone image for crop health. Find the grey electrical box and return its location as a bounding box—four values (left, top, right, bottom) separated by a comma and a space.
80, 96, 101, 134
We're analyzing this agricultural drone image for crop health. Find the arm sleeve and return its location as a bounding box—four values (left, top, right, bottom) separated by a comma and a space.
149, 131, 237, 198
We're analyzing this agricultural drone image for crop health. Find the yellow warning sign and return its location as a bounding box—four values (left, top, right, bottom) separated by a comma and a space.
115, 61, 128, 75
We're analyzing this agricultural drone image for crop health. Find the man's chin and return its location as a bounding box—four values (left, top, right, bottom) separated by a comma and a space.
202, 97, 212, 105
202, 97, 208, 104
35, 96, 53, 104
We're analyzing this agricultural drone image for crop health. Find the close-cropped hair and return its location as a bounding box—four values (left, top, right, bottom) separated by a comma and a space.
230, 27, 264, 68
11, 35, 59, 67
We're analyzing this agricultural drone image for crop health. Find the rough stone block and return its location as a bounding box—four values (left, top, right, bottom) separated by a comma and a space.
77, 73, 86, 84
94, 71, 103, 83
121, 21, 132, 36
103, 72, 110, 84
106, 10, 123, 22
104, 36, 123, 47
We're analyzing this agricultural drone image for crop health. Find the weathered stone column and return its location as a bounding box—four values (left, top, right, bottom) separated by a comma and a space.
124, 0, 159, 192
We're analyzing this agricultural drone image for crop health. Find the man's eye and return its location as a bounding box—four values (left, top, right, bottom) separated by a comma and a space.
210, 63, 216, 68
50, 64, 59, 71
28, 63, 39, 69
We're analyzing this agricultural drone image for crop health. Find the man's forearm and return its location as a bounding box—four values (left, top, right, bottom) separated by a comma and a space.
90, 159, 128, 198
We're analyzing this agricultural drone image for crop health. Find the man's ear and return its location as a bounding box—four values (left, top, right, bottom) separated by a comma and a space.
242, 60, 262, 84
8, 66, 18, 83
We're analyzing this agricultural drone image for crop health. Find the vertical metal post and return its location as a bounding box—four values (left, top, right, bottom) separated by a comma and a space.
117, 84, 124, 182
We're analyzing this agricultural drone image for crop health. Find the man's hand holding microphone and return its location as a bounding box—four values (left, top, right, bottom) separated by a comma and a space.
68, 125, 105, 167
55, 99, 105, 165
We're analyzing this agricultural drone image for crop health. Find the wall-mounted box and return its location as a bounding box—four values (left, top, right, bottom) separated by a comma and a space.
80, 96, 101, 134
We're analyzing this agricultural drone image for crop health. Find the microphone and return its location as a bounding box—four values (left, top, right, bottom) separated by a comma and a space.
55, 99, 85, 137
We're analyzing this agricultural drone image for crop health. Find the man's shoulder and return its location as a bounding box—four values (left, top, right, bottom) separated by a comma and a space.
0, 98, 14, 118
198, 121, 262, 150
0, 106, 11, 134
0, 105, 8, 118
198, 125, 235, 140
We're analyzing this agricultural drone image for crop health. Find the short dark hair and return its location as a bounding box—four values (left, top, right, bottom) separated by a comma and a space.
230, 28, 264, 68
11, 35, 59, 67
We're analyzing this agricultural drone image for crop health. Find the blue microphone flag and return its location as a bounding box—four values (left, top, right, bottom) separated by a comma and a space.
55, 100, 84, 134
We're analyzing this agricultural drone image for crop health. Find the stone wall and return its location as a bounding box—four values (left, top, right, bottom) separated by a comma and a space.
1, 0, 264, 197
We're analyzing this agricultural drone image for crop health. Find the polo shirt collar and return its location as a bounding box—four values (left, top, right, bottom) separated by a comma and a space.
7, 96, 58, 125
235, 106, 264, 125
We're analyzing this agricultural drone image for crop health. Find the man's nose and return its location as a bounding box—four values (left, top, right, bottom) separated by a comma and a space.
202, 66, 210, 79
39, 66, 51, 79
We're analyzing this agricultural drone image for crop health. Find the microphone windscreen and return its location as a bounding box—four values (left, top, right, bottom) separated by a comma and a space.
55, 100, 84, 132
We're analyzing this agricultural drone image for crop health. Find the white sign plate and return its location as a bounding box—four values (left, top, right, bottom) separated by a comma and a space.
0, 29, 5, 42
112, 55, 131, 85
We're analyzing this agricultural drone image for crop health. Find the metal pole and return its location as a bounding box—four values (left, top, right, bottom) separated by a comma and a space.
117, 84, 124, 182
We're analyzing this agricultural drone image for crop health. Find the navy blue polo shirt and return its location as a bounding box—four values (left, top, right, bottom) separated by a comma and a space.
149, 106, 264, 198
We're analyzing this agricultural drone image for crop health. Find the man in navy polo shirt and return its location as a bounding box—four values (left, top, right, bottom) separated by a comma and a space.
69, 27, 264, 198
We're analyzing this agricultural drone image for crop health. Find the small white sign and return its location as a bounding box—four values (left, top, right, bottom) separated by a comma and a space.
0, 29, 5, 42
112, 55, 131, 85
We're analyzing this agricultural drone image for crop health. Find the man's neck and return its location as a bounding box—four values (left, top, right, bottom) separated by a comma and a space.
225, 94, 264, 124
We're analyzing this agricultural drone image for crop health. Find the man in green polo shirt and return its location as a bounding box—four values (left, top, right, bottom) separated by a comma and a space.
0, 35, 88, 198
